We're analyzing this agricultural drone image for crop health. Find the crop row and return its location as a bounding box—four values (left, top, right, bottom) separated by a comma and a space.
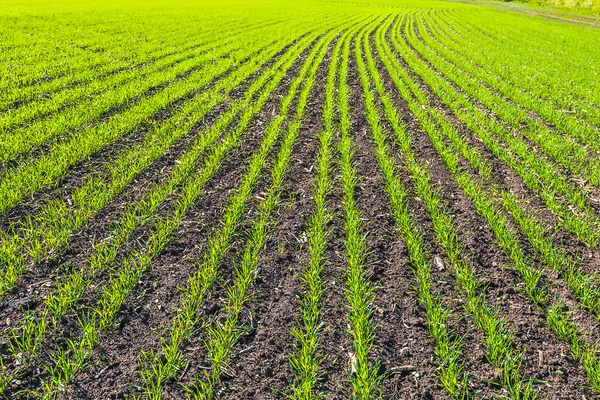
2, 3, 600, 398
0, 10, 366, 396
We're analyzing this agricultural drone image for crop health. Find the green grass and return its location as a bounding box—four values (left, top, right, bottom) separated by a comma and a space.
136, 22, 348, 398
338, 18, 385, 399
286, 17, 369, 400
181, 22, 338, 400
2, 23, 329, 391
2, 0, 600, 398
364, 15, 535, 399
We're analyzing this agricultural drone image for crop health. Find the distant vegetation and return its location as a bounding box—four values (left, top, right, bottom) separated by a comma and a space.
503, 0, 599, 15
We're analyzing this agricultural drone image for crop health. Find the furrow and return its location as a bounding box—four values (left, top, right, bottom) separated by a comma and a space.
178, 24, 337, 400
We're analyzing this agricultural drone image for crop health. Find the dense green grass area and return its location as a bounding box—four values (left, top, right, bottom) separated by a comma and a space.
1, 0, 600, 398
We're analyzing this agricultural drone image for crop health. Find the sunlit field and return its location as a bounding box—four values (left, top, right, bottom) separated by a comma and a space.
1, 0, 600, 398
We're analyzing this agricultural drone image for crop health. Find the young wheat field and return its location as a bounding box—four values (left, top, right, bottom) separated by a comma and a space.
1, 0, 600, 398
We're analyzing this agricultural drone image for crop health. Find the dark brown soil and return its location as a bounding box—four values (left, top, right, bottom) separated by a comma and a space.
0, 36, 306, 324
347, 43, 455, 400
3, 9, 600, 400
212, 37, 332, 400
65, 88, 283, 400
409, 15, 600, 212
378, 16, 595, 400
0, 35, 312, 398
397, 11, 600, 346
57, 35, 318, 400
0, 34, 304, 234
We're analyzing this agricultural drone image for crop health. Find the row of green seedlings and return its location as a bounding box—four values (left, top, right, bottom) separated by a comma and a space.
136, 21, 354, 400
0, 14, 262, 95
435, 9, 600, 128
376, 13, 600, 394
0, 23, 199, 111
337, 19, 383, 399
0, 28, 237, 161
355, 16, 469, 398
0, 22, 339, 395
1, 13, 326, 138
0, 29, 305, 299
395, 12, 600, 318
364, 15, 537, 398
410, 13, 600, 313
396, 12, 600, 248
0, 16, 235, 128
0, 16, 292, 134
2, 20, 323, 377
286, 16, 366, 400
0, 15, 324, 165
0, 17, 334, 274
1, 40, 288, 392
0, 18, 181, 98
0, 11, 307, 100
183, 35, 333, 399
36, 48, 303, 398
0, 35, 288, 216
0, 15, 334, 205
0, 15, 205, 88
391, 0, 584, 360
410, 12, 600, 195
0, 16, 296, 116
431, 9, 600, 128
420, 11, 600, 178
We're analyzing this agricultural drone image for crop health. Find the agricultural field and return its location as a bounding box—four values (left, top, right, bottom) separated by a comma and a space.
1, 0, 600, 398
